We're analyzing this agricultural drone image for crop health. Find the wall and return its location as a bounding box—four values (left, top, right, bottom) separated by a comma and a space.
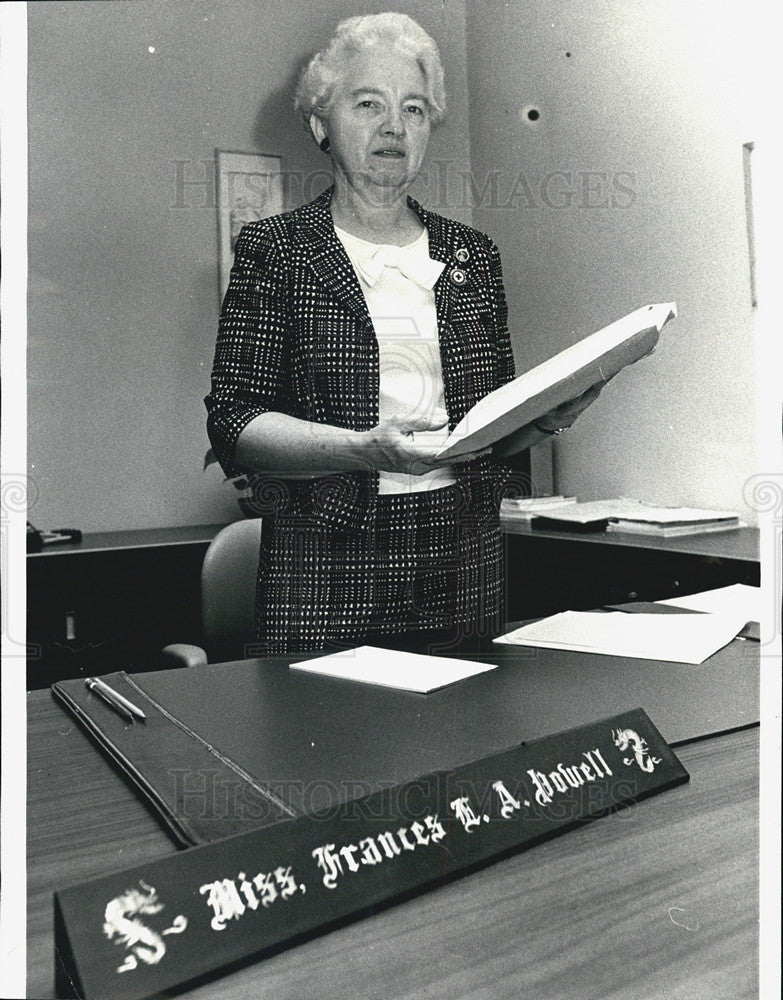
464, 0, 760, 521
27, 0, 472, 531
29, 0, 762, 531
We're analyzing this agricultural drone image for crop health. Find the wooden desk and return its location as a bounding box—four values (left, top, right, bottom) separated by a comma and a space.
27, 520, 760, 687
26, 524, 229, 688
502, 524, 760, 620
28, 651, 759, 999
26, 525, 232, 559
503, 522, 760, 562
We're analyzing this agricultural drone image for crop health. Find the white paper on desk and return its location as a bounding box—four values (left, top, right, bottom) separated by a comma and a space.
500, 496, 578, 523
607, 504, 740, 525
290, 646, 495, 693
659, 583, 761, 623
524, 497, 740, 527
437, 302, 676, 460
528, 498, 644, 524
493, 609, 748, 664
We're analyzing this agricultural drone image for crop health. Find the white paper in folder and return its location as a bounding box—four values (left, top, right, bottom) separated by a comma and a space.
493, 608, 748, 664
437, 302, 677, 460
658, 583, 761, 623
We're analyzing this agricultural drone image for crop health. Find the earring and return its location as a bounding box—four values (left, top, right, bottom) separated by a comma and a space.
319, 136, 330, 153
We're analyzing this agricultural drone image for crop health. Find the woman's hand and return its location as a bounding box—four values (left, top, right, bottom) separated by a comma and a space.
493, 378, 611, 458
362, 414, 487, 474
534, 379, 607, 433
232, 410, 488, 478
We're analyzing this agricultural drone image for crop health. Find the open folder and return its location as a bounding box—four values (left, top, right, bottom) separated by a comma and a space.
437, 302, 677, 460
49, 622, 758, 848
494, 606, 749, 664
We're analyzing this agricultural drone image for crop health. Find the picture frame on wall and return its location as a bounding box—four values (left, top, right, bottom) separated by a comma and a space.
216, 149, 283, 300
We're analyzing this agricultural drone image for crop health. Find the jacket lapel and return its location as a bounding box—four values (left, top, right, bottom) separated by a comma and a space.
408, 197, 455, 333
294, 188, 460, 328
292, 188, 371, 322
293, 188, 478, 429
409, 197, 470, 426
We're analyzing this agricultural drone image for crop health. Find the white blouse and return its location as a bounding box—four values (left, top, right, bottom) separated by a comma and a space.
334, 224, 456, 495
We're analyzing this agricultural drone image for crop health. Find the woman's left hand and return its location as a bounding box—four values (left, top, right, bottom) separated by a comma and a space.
535, 379, 607, 434
493, 377, 615, 457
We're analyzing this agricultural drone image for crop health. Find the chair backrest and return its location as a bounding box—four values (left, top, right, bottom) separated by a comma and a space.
201, 519, 263, 644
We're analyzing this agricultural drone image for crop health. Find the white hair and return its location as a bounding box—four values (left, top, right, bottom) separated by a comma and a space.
294, 12, 446, 131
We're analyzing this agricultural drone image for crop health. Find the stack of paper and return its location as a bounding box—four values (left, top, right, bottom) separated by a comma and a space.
437, 302, 676, 460
493, 608, 749, 664
528, 498, 742, 535
500, 495, 577, 523
529, 498, 646, 532
606, 505, 742, 537
289, 646, 496, 693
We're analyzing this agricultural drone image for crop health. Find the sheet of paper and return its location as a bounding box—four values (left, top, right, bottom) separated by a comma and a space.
658, 583, 761, 623
493, 609, 748, 664
290, 645, 496, 693
438, 302, 676, 460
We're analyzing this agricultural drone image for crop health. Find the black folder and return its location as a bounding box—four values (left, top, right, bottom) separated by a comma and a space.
51, 634, 758, 849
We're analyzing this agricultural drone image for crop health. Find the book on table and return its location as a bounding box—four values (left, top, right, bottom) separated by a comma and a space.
529, 498, 641, 532
606, 517, 742, 537
500, 495, 578, 522
528, 498, 741, 534
436, 302, 677, 460
602, 502, 741, 536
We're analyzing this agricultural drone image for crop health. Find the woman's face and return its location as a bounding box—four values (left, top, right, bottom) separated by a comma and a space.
319, 47, 432, 196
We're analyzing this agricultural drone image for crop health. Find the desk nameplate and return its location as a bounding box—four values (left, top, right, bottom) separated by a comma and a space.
54, 707, 688, 1000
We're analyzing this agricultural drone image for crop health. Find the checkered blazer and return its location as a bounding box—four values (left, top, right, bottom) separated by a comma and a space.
205, 187, 515, 532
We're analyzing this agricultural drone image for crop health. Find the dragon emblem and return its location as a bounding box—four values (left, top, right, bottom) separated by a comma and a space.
103, 880, 187, 974
612, 727, 662, 773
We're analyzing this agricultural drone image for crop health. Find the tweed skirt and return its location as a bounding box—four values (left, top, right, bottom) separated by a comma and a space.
254, 483, 503, 656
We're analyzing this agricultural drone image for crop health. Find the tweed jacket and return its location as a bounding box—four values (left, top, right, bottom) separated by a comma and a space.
205, 187, 515, 533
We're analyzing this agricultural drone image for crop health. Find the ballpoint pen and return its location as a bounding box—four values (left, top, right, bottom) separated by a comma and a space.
85, 678, 135, 722
89, 677, 147, 721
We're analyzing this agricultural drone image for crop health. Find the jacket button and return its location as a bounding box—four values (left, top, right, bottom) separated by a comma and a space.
455, 248, 470, 263
450, 268, 466, 286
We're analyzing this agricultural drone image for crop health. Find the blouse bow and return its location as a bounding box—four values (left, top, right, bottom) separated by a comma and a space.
356, 242, 445, 290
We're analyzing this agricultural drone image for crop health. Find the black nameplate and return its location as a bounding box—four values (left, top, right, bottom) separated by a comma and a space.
54, 708, 687, 999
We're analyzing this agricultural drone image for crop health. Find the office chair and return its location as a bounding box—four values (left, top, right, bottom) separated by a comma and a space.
161, 518, 263, 667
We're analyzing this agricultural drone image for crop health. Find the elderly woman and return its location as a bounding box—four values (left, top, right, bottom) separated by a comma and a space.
206, 12, 600, 655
